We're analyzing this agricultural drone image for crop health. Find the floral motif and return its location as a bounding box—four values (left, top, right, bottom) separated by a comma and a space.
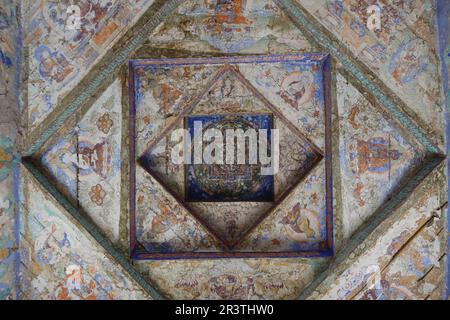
96, 113, 113, 134
89, 184, 106, 206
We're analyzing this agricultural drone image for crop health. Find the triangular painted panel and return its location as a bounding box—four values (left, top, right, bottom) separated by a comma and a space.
39, 131, 78, 200
37, 79, 123, 243
236, 162, 328, 252
134, 63, 225, 155
19, 171, 150, 300
27, 0, 157, 130
135, 166, 223, 253
298, 0, 444, 139
336, 73, 426, 239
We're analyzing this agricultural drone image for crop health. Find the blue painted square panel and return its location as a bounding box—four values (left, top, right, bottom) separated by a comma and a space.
185, 114, 274, 202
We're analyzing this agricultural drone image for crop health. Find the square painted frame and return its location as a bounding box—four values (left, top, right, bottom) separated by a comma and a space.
129, 53, 333, 260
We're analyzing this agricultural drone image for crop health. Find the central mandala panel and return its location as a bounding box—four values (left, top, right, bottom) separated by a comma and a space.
185, 114, 274, 202
130, 54, 332, 259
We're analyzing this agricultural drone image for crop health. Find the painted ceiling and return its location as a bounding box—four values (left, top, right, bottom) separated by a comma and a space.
0, 0, 449, 300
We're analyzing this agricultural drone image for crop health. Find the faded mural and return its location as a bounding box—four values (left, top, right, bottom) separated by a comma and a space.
19, 172, 150, 300
0, 0, 448, 300
39, 79, 123, 244
0, 0, 20, 300
130, 54, 331, 258
26, 0, 156, 130
300, 0, 444, 141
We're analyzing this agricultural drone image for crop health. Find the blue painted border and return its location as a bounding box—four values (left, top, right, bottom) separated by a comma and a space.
12, 1, 22, 301
436, 0, 450, 301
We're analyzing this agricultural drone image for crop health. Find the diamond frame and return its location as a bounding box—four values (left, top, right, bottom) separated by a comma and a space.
129, 53, 333, 259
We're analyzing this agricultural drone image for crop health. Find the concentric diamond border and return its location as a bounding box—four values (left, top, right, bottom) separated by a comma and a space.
129, 54, 334, 260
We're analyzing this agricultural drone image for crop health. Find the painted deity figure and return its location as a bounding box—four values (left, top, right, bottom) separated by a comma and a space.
78, 140, 112, 178
214, 0, 249, 25
35, 224, 71, 266
209, 274, 251, 299
35, 45, 74, 83
357, 137, 402, 174
389, 40, 428, 85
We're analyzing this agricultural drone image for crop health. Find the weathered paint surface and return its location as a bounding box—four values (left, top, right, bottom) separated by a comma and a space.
136, 258, 324, 300
0, 128, 19, 300
306, 167, 446, 300
298, 0, 444, 145
0, 0, 446, 300
355, 218, 444, 300
25, 0, 156, 130
148, 0, 314, 54
39, 79, 122, 244
19, 172, 150, 300
0, 0, 20, 300
135, 166, 222, 253
336, 73, 425, 239
435, 0, 450, 300
130, 55, 331, 257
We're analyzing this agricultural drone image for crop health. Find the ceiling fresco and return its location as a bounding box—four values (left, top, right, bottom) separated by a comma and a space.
0, 0, 448, 300
129, 54, 332, 258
